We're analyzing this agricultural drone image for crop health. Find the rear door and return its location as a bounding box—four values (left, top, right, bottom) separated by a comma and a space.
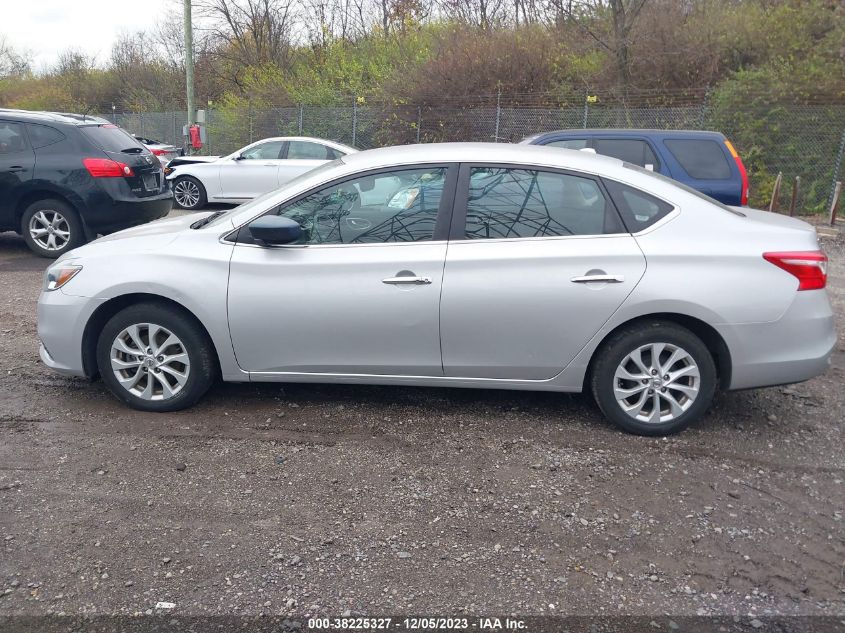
219, 140, 286, 199
660, 137, 741, 204
592, 137, 661, 173
439, 164, 646, 380
0, 121, 34, 225
276, 140, 341, 186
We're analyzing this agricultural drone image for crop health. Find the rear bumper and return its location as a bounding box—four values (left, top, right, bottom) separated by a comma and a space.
720, 290, 836, 390
84, 191, 172, 236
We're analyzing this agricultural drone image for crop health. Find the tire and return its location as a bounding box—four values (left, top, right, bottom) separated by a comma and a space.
172, 176, 207, 210
96, 302, 216, 412
21, 199, 86, 258
590, 321, 717, 436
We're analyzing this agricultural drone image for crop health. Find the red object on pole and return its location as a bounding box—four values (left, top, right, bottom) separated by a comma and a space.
188, 125, 203, 150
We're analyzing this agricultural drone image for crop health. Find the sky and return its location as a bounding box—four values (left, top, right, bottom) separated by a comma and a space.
4, 0, 177, 71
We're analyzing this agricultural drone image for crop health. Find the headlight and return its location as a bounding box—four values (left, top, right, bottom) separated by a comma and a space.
44, 264, 82, 291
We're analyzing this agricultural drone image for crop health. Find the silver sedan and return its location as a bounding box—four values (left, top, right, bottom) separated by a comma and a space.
37, 143, 835, 435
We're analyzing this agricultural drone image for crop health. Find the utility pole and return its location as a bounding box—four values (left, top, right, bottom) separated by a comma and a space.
184, 0, 195, 149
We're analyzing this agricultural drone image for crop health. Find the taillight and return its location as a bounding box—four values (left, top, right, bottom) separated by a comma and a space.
724, 140, 749, 205
83, 158, 135, 178
763, 251, 828, 291
150, 148, 165, 156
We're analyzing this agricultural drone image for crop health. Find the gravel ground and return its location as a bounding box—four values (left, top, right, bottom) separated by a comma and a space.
0, 219, 843, 620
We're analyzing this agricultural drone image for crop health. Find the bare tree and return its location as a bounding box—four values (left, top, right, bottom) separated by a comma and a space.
438, 0, 511, 30
0, 35, 31, 78
195, 0, 297, 78
549, 0, 647, 94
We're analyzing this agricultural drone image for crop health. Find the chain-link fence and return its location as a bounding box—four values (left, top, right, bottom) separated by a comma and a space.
100, 101, 845, 214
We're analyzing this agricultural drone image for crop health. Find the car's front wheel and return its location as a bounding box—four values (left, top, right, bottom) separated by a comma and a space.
21, 199, 85, 258
96, 303, 216, 412
172, 176, 207, 210
590, 321, 717, 436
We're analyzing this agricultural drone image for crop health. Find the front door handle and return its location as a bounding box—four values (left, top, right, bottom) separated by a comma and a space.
570, 274, 625, 283
382, 276, 432, 285
8, 166, 26, 172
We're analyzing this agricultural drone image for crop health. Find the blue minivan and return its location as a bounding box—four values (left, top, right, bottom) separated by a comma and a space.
521, 129, 749, 206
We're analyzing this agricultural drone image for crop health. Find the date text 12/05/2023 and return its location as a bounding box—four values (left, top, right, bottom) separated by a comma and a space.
307, 617, 528, 630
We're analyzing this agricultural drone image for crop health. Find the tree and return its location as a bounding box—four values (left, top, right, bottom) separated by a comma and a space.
0, 35, 31, 78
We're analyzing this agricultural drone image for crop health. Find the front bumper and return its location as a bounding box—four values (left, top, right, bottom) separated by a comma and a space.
37, 289, 106, 378
720, 289, 837, 390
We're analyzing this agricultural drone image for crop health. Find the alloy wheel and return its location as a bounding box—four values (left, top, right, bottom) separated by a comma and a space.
110, 323, 190, 401
28, 210, 70, 252
174, 179, 201, 208
613, 342, 700, 424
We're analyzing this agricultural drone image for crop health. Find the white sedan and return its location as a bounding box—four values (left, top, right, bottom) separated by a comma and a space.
167, 136, 357, 210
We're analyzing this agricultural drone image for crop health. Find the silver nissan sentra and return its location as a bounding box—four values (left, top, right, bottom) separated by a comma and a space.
37, 143, 835, 435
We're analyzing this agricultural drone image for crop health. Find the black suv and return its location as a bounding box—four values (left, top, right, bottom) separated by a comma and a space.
0, 109, 172, 258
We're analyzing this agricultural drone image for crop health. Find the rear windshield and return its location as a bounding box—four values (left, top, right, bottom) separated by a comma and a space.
664, 139, 732, 180
622, 162, 745, 216
81, 124, 146, 153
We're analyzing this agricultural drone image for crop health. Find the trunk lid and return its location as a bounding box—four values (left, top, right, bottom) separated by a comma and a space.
80, 124, 166, 197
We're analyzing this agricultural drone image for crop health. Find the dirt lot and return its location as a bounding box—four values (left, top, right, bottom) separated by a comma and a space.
0, 219, 843, 621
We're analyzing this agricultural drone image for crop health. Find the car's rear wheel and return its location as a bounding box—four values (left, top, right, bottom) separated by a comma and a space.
172, 176, 207, 210
590, 322, 717, 436
21, 199, 85, 258
96, 303, 216, 412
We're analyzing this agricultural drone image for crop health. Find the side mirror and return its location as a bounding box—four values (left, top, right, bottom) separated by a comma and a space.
233, 154, 245, 161
248, 216, 302, 245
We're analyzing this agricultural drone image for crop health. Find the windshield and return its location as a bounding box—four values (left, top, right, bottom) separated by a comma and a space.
622, 162, 745, 216
203, 159, 344, 228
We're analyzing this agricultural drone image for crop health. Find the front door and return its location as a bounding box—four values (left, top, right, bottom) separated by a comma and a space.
0, 121, 34, 226
440, 165, 646, 380
227, 164, 457, 376
219, 139, 285, 200
276, 139, 337, 186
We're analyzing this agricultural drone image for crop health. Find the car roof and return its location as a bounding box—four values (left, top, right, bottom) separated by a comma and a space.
0, 108, 110, 126
244, 136, 359, 154
522, 129, 726, 143
340, 142, 624, 174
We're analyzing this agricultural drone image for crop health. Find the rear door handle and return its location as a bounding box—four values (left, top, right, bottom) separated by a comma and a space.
8, 166, 26, 172
570, 274, 625, 283
382, 276, 432, 285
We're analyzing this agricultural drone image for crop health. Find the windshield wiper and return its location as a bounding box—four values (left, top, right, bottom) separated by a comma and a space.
191, 211, 225, 229
121, 147, 143, 154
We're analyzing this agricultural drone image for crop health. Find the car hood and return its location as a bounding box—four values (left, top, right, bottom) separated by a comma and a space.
60, 212, 213, 261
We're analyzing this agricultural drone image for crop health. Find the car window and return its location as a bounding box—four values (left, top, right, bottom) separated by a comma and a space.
287, 140, 335, 160
603, 179, 675, 231
664, 139, 732, 180
463, 167, 615, 239
545, 138, 588, 150
80, 124, 144, 153
273, 167, 447, 245
241, 141, 284, 160
26, 123, 66, 149
0, 122, 30, 154
621, 162, 745, 216
593, 138, 659, 169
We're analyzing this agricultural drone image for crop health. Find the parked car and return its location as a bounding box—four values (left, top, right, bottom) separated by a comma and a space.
0, 109, 172, 258
37, 143, 833, 435
521, 129, 749, 206
167, 136, 358, 211
133, 135, 183, 162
